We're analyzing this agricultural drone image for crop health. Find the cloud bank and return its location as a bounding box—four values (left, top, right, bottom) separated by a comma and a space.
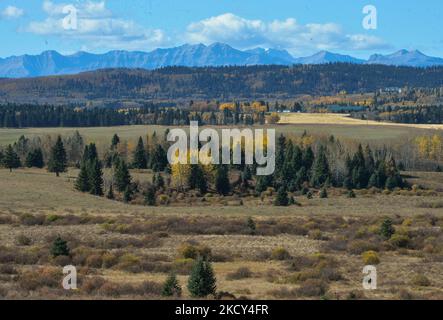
24, 1, 389, 54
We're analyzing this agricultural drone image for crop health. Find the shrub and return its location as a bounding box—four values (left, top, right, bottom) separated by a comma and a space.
117, 253, 141, 273
178, 243, 212, 260
308, 229, 323, 240
173, 258, 195, 275
389, 234, 410, 248
162, 273, 182, 297
347, 190, 356, 198
82, 276, 106, 294
226, 267, 253, 280
271, 247, 291, 261
362, 251, 380, 265
18, 267, 60, 291
348, 240, 379, 255
297, 279, 328, 297
85, 254, 103, 268
16, 234, 32, 246
411, 274, 431, 287
102, 253, 118, 268
139, 280, 163, 296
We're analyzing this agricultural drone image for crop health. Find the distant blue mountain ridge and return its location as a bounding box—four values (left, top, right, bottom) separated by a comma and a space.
1, 43, 442, 78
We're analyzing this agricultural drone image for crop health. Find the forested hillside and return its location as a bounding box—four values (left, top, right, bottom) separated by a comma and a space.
1, 64, 443, 104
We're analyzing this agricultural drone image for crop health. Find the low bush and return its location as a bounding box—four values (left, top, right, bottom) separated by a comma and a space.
271, 247, 291, 261
411, 274, 431, 287
362, 251, 380, 265
296, 279, 329, 297
226, 267, 253, 280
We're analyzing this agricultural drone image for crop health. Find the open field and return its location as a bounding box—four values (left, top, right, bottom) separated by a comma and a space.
1, 113, 441, 147
1, 168, 443, 300
278, 113, 443, 130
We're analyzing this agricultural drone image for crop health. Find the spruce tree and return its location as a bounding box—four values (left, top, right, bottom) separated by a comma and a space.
380, 218, 395, 240
89, 159, 104, 196
151, 144, 167, 172
153, 173, 165, 189
114, 159, 131, 192
48, 136, 67, 177
50, 237, 70, 257
274, 186, 289, 206
215, 165, 230, 195
3, 144, 21, 172
144, 186, 156, 206
111, 134, 120, 150
133, 137, 147, 169
246, 217, 256, 235
188, 165, 208, 194
25, 148, 44, 168
162, 273, 182, 297
187, 257, 217, 298
107, 184, 115, 200
75, 162, 90, 192
123, 186, 133, 203
310, 146, 331, 188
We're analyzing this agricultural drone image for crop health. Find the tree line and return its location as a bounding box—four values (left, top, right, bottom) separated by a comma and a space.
0, 104, 266, 128
1, 64, 443, 103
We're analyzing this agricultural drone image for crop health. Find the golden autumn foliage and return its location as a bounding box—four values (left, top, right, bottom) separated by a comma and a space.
266, 112, 281, 124
415, 135, 443, 161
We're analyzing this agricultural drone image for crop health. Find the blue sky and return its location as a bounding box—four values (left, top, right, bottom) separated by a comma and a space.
0, 0, 442, 58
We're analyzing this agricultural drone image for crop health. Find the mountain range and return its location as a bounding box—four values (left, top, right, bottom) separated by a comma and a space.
1, 43, 443, 78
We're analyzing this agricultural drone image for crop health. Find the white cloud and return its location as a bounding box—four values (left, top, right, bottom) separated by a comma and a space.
1, 6, 24, 19
26, 1, 170, 51
185, 13, 389, 54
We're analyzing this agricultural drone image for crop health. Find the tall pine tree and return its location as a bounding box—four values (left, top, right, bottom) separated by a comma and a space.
3, 144, 21, 172
48, 136, 67, 177
133, 137, 147, 169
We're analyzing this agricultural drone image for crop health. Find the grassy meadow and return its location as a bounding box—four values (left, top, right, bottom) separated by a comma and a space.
0, 167, 442, 300
0, 115, 442, 300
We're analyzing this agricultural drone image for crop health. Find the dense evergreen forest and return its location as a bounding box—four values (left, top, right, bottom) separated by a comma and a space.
0, 104, 266, 128
1, 64, 443, 103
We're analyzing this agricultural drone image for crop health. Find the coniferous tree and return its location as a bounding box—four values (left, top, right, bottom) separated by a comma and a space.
107, 184, 115, 200
133, 137, 147, 169
302, 146, 315, 170
153, 173, 165, 189
75, 162, 90, 192
48, 136, 67, 177
255, 174, 273, 193
151, 144, 167, 172
114, 159, 131, 192
50, 237, 70, 257
215, 165, 230, 195
111, 134, 120, 150
188, 164, 208, 194
3, 144, 21, 172
25, 148, 44, 168
310, 146, 331, 188
187, 257, 217, 298
162, 273, 182, 297
89, 159, 104, 196
144, 186, 156, 206
274, 186, 289, 206
123, 186, 133, 203
380, 218, 395, 240
246, 217, 256, 235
